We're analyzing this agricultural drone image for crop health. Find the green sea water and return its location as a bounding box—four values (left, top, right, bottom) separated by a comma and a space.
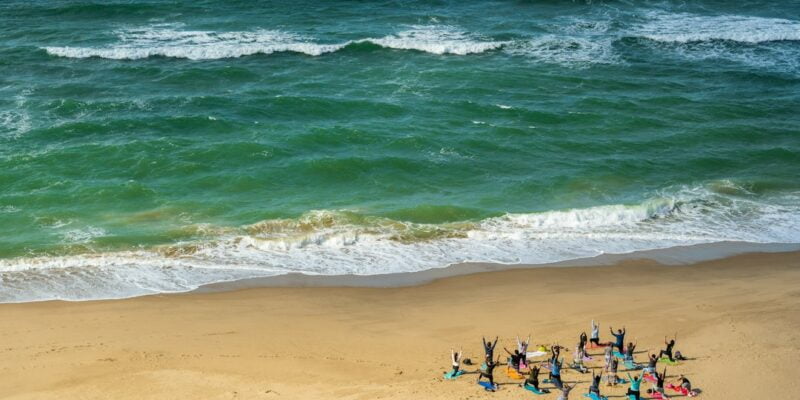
1, 0, 799, 301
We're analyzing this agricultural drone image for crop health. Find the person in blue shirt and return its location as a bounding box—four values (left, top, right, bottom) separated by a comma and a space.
626, 371, 644, 400
609, 326, 626, 353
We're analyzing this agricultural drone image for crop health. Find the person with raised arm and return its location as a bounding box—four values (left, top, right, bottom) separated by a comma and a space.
659, 335, 676, 362
482, 336, 498, 361
590, 320, 601, 346
626, 370, 644, 400
609, 326, 626, 353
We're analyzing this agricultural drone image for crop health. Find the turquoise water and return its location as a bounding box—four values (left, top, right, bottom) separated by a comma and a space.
1, 1, 799, 301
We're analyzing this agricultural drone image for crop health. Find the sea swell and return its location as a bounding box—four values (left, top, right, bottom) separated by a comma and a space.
2, 183, 799, 303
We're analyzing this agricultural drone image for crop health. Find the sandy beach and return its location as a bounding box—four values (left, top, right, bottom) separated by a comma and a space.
1, 250, 798, 399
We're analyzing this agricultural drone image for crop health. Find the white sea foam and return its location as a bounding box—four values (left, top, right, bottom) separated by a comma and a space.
362, 25, 505, 55
1, 184, 799, 303
43, 25, 503, 60
633, 12, 800, 44
506, 35, 618, 66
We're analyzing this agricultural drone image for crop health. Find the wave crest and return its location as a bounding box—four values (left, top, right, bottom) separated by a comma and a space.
2, 184, 799, 302
42, 25, 503, 60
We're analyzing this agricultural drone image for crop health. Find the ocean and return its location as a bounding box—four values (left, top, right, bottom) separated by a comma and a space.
1, 0, 799, 302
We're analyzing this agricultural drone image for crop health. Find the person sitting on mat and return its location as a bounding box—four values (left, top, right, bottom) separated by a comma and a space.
659, 336, 676, 362
557, 381, 576, 400
626, 370, 644, 400
504, 347, 523, 372
590, 320, 601, 346
449, 347, 462, 376
483, 336, 499, 361
609, 326, 626, 353
673, 374, 693, 395
625, 340, 638, 361
477, 357, 499, 390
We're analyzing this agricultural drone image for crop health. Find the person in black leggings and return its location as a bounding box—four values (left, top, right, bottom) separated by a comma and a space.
589, 370, 601, 395
525, 365, 543, 391
477, 357, 499, 390
659, 337, 676, 362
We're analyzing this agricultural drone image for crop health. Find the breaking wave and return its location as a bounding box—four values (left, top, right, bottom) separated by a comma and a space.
1, 183, 799, 302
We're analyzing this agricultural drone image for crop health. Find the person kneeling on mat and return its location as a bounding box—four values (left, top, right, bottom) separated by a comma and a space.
477, 357, 499, 390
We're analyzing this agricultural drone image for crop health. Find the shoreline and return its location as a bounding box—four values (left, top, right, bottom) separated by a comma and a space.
196, 240, 799, 292
1, 249, 798, 399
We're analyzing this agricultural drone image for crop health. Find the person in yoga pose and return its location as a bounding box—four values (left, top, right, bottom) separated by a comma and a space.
644, 353, 658, 374
557, 381, 576, 400
477, 357, 500, 390
606, 358, 619, 386
589, 371, 602, 396
579, 331, 588, 351
625, 340, 637, 361
609, 326, 626, 353
504, 347, 523, 372
626, 371, 644, 400
604, 343, 613, 369
673, 374, 692, 394
550, 355, 564, 389
654, 367, 667, 395
525, 365, 547, 392
659, 336, 676, 362
517, 334, 531, 366
482, 336, 499, 361
449, 348, 462, 375
590, 320, 601, 346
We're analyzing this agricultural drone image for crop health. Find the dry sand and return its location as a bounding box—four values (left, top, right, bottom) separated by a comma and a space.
1, 251, 798, 399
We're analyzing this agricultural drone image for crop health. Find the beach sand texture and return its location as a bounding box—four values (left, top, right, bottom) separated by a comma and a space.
1, 251, 798, 399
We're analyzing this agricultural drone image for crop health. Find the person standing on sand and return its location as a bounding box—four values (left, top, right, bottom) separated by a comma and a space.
604, 343, 613, 369
483, 336, 498, 361
609, 326, 626, 353
590, 320, 601, 346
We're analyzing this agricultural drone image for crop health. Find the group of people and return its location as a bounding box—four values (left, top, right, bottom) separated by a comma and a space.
446, 320, 697, 399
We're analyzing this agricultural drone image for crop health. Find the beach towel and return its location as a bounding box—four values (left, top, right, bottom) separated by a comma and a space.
668, 383, 696, 396
659, 357, 679, 365
624, 359, 642, 370
507, 368, 524, 379
524, 384, 548, 395
643, 374, 657, 383
584, 393, 608, 400
651, 391, 666, 400
443, 370, 464, 380
613, 351, 626, 359
583, 355, 593, 361
526, 350, 548, 359
478, 381, 498, 391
